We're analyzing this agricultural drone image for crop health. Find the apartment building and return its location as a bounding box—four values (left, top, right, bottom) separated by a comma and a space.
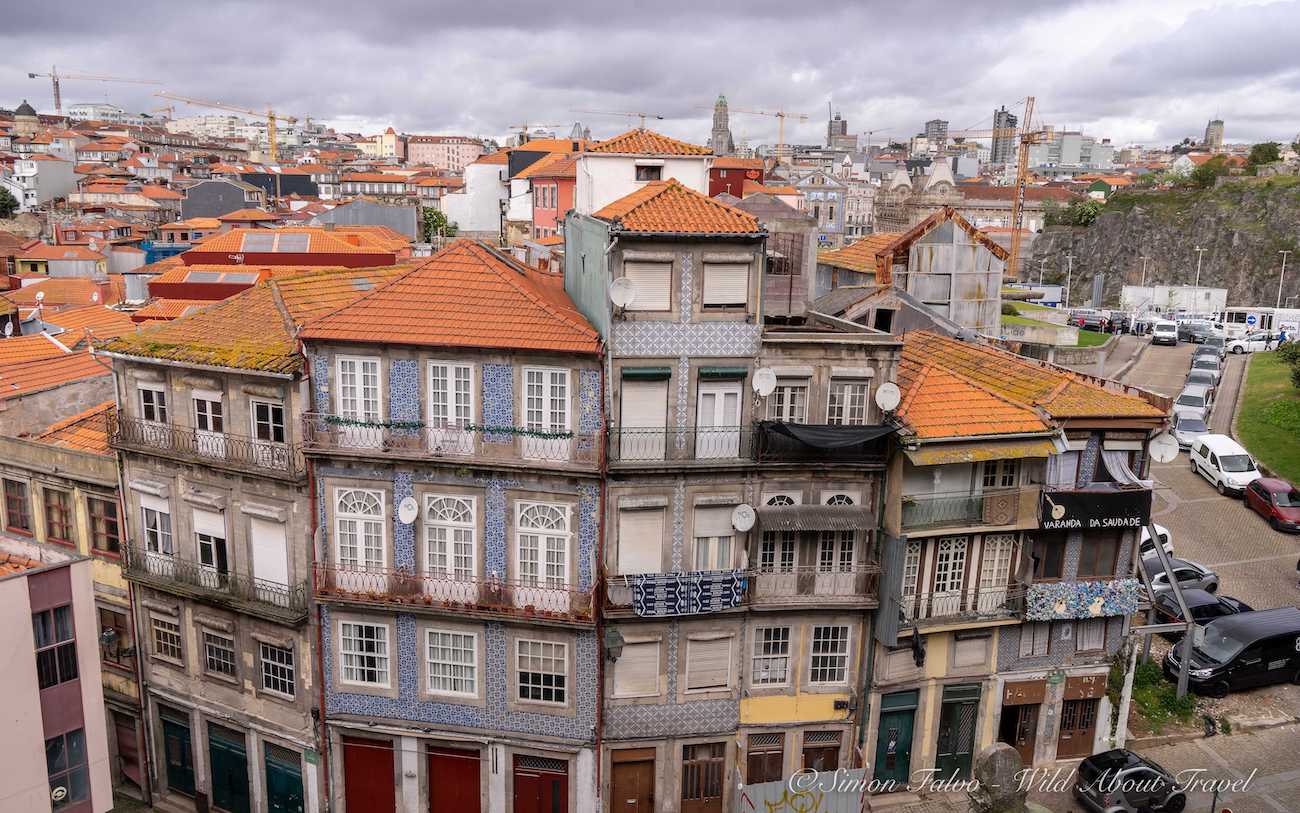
867, 331, 1165, 781
406, 135, 486, 172
297, 240, 604, 813
98, 267, 409, 813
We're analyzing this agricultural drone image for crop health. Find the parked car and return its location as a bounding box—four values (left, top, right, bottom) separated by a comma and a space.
1151, 320, 1179, 346
1202, 335, 1227, 359
1152, 589, 1253, 640
1172, 384, 1213, 422
1244, 477, 1300, 532
1142, 556, 1220, 595
1227, 330, 1280, 354
1171, 414, 1209, 449
1163, 607, 1300, 698
1139, 522, 1174, 558
1190, 434, 1261, 495
1188, 357, 1222, 385
1073, 749, 1187, 813
1076, 312, 1110, 332
1177, 321, 1214, 343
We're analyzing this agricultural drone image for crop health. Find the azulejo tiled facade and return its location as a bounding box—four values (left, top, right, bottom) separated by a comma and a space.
610, 321, 763, 358
481, 362, 514, 443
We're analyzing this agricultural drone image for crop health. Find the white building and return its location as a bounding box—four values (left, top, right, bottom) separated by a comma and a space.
1121, 284, 1228, 316
0, 155, 76, 211
66, 102, 149, 126
440, 153, 509, 237
574, 129, 712, 214
1026, 131, 1115, 170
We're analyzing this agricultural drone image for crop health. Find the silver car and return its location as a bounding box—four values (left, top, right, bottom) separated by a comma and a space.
1142, 556, 1220, 595
1173, 384, 1213, 421
1173, 414, 1210, 448
1189, 357, 1222, 385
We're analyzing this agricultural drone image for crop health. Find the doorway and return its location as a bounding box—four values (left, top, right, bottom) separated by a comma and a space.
801, 731, 841, 772
428, 746, 481, 812
159, 708, 195, 797
342, 735, 396, 813
610, 748, 655, 813
681, 742, 725, 813
512, 754, 568, 813
997, 703, 1039, 766
113, 711, 142, 790
207, 724, 251, 813
695, 381, 742, 459
264, 743, 304, 813
873, 691, 916, 789
934, 684, 981, 781
1057, 699, 1099, 759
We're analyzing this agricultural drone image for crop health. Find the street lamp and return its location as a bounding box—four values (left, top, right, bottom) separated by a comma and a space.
1065, 253, 1074, 310
1192, 246, 1207, 316
1278, 250, 1292, 310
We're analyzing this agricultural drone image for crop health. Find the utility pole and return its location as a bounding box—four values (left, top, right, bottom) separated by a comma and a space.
1064, 253, 1074, 309
1140, 256, 1150, 288
1193, 246, 1207, 316
1278, 250, 1292, 309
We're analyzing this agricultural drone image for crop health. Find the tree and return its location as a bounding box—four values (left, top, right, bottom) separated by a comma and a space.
421, 207, 458, 242
0, 187, 17, 219
1187, 156, 1229, 189
1066, 199, 1103, 227
1042, 198, 1063, 226
1247, 141, 1281, 168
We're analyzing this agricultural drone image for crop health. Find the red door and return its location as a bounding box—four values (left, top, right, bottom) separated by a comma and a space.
113, 711, 142, 789
512, 755, 568, 813
429, 746, 481, 812
343, 736, 395, 813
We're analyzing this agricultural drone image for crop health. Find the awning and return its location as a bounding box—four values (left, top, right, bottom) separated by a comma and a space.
904, 438, 1057, 466
756, 504, 876, 532
622, 366, 672, 380
699, 366, 748, 380
758, 420, 893, 449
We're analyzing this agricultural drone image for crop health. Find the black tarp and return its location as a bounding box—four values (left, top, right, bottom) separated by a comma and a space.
756, 420, 894, 448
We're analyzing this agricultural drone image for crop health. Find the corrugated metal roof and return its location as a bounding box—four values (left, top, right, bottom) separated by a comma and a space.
755, 505, 875, 532
904, 438, 1058, 466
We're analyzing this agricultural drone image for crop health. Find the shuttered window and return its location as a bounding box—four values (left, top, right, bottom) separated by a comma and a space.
685, 636, 732, 691
702, 263, 749, 308
1075, 619, 1105, 652
623, 262, 671, 311
616, 508, 664, 575
1020, 622, 1050, 658
613, 640, 659, 697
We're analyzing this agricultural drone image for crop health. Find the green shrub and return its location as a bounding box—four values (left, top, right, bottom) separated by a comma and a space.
1002, 301, 1020, 316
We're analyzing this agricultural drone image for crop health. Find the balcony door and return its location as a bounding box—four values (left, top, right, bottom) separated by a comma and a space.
696, 382, 741, 459
757, 495, 798, 597
815, 492, 859, 594
337, 356, 382, 449
424, 495, 477, 604
619, 379, 669, 461
193, 509, 229, 590
930, 536, 968, 617
976, 534, 1017, 613
514, 502, 570, 614
335, 489, 386, 593
523, 367, 570, 461
140, 495, 175, 578
192, 391, 226, 459
428, 362, 474, 455
250, 517, 290, 607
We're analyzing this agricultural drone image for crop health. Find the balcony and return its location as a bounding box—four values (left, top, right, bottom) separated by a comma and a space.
111, 415, 304, 480
902, 581, 1027, 624
302, 414, 600, 471
752, 420, 890, 465
123, 545, 308, 625
313, 564, 594, 626
608, 426, 755, 465
605, 564, 880, 615
900, 487, 1037, 532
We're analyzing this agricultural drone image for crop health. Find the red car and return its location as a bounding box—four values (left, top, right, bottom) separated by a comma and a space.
1244, 477, 1300, 532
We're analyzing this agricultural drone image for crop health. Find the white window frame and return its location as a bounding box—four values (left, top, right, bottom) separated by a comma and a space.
1020, 621, 1050, 658
750, 626, 791, 687
768, 380, 809, 423
339, 620, 391, 688
138, 384, 168, 424
250, 398, 286, 444
808, 625, 851, 685
424, 495, 476, 581
826, 379, 869, 426
141, 499, 173, 556
516, 638, 568, 706
192, 393, 224, 434
515, 501, 571, 588
1075, 618, 1106, 652
150, 614, 183, 663
336, 355, 382, 422
335, 488, 386, 571
425, 629, 478, 698
259, 642, 296, 699
427, 360, 474, 429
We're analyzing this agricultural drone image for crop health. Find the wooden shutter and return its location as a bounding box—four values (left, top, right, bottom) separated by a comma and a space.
620, 380, 668, 429
617, 509, 664, 575
1020, 622, 1049, 658
613, 641, 659, 697
702, 264, 749, 306
686, 637, 732, 690
623, 262, 671, 311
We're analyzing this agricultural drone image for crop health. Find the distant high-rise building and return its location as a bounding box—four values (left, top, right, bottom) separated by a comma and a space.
826, 110, 856, 150
1204, 118, 1224, 151
925, 118, 949, 147
991, 106, 1019, 164
710, 94, 734, 156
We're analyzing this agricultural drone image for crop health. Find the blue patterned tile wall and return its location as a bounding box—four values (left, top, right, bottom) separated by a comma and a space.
482, 363, 514, 443
678, 253, 693, 322
483, 479, 510, 577
389, 359, 421, 434
322, 606, 598, 743
670, 477, 685, 571
309, 352, 331, 414
393, 471, 416, 570
577, 483, 598, 592
1078, 434, 1100, 485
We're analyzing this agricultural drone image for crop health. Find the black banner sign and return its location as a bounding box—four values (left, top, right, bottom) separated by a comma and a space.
1040, 486, 1152, 530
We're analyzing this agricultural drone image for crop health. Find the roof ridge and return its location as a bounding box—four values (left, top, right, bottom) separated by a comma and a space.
35, 400, 114, 438
291, 254, 436, 334
897, 361, 931, 417
466, 242, 599, 346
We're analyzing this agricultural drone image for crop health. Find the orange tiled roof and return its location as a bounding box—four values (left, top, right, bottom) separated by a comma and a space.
19, 243, 105, 261
299, 240, 600, 354
472, 151, 509, 165
0, 552, 44, 578
100, 266, 413, 373
901, 331, 1165, 427
1, 278, 126, 307
713, 156, 765, 170
817, 232, 903, 277
512, 138, 590, 154
514, 153, 579, 180
0, 350, 111, 402
43, 304, 136, 338
0, 331, 85, 365
217, 208, 279, 222
161, 217, 223, 230
819, 207, 1008, 284
898, 355, 1049, 439
33, 400, 114, 456
131, 298, 213, 321
187, 228, 399, 257
593, 179, 762, 235
588, 129, 711, 156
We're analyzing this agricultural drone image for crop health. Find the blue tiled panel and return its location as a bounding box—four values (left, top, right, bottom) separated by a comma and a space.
678, 253, 693, 322
389, 359, 421, 430
323, 606, 598, 743
393, 471, 415, 570
482, 363, 514, 443
310, 352, 331, 414
670, 477, 685, 571
1079, 434, 1100, 485
577, 483, 598, 592
484, 479, 509, 577
578, 369, 602, 433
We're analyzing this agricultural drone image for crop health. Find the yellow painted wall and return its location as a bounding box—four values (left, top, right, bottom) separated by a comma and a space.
740, 692, 851, 725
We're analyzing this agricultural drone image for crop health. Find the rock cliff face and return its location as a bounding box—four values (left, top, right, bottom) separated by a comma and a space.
1028, 178, 1300, 309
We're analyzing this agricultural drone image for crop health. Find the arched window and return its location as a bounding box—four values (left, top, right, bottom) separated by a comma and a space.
516, 502, 570, 588
336, 489, 384, 571
425, 496, 476, 580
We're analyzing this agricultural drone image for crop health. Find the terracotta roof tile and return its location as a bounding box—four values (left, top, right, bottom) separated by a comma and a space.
588, 129, 711, 156
818, 207, 1008, 284
188, 228, 400, 257
34, 400, 114, 456
43, 305, 137, 338
1, 278, 125, 308
593, 179, 762, 235
0, 552, 44, 578
0, 350, 111, 402
299, 240, 600, 354
712, 156, 766, 171
514, 153, 579, 180
130, 298, 213, 321
217, 208, 279, 222
19, 243, 105, 261
0, 331, 83, 365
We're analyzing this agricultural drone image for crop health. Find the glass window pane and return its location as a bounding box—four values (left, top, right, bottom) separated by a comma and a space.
46, 734, 67, 774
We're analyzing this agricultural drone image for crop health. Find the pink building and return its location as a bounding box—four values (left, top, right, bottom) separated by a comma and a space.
0, 539, 112, 813
405, 135, 486, 172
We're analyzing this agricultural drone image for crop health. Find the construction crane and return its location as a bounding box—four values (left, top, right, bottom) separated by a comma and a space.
26, 67, 163, 115
155, 91, 298, 164
722, 107, 808, 165
150, 105, 175, 118
571, 109, 664, 129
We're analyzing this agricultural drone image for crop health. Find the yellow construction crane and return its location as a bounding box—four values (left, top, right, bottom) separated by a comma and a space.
154, 91, 298, 163
150, 105, 175, 118
26, 67, 163, 115
713, 106, 808, 165
571, 109, 664, 129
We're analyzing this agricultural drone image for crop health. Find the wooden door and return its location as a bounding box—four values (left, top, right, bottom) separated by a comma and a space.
512, 755, 568, 813
610, 755, 654, 813
264, 744, 304, 813
801, 744, 839, 772
343, 736, 396, 813
207, 724, 250, 813
1056, 699, 1098, 759
872, 708, 914, 787
681, 742, 725, 813
113, 711, 142, 789
428, 747, 481, 813
161, 716, 195, 797
997, 703, 1038, 766
934, 694, 980, 780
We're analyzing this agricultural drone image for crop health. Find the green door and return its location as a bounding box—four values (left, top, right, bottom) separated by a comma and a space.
265, 744, 305, 813
934, 684, 981, 781
208, 724, 251, 813
873, 691, 917, 789
161, 716, 195, 797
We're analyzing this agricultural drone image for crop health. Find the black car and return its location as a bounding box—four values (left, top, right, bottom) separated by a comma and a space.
1177, 322, 1213, 343
1152, 589, 1252, 640
1074, 748, 1187, 813
1201, 336, 1227, 359
1164, 607, 1300, 697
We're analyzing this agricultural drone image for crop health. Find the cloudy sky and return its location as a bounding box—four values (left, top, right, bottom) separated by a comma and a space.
3, 0, 1297, 149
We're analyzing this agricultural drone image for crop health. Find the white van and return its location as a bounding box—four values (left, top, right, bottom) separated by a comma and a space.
1152, 320, 1179, 346
1190, 434, 1262, 496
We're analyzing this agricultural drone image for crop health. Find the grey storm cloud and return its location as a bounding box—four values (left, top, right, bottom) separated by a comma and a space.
2, 0, 1298, 146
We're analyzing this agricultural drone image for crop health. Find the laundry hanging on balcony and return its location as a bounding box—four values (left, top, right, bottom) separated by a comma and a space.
631, 570, 745, 617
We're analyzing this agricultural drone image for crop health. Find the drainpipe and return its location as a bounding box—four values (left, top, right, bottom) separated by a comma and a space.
855, 473, 888, 769
593, 351, 608, 804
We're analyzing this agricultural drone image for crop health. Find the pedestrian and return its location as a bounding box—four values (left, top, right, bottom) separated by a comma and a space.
1280, 328, 1289, 346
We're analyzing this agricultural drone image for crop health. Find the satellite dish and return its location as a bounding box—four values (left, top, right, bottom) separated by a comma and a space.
3, 323, 11, 337
397, 496, 419, 525
752, 367, 777, 397
1148, 433, 1179, 465
731, 503, 756, 533
875, 382, 902, 412
35, 291, 45, 303
608, 277, 636, 308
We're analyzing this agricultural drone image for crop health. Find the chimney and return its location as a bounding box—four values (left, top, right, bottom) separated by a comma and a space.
323, 222, 335, 231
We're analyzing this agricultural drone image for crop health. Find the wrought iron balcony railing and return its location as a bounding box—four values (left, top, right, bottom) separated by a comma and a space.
123, 545, 308, 623
110, 415, 304, 479
608, 426, 755, 464
900, 488, 1028, 531
604, 564, 881, 612
901, 580, 1027, 623
313, 564, 595, 624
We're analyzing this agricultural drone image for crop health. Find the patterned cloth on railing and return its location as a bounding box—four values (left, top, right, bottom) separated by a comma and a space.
631, 570, 746, 617
1025, 578, 1140, 620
